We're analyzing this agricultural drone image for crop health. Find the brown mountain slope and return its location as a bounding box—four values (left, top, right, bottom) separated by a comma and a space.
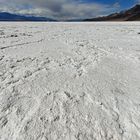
84, 4, 140, 21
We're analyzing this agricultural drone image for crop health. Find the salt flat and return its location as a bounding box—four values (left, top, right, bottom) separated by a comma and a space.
0, 22, 140, 140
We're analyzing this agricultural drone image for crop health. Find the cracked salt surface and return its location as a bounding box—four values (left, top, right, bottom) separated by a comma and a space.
0, 22, 140, 140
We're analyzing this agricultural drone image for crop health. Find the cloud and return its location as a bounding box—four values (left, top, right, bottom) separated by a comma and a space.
0, 0, 120, 20
113, 2, 120, 8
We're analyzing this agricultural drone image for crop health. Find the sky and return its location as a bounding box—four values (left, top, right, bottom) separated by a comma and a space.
0, 0, 139, 20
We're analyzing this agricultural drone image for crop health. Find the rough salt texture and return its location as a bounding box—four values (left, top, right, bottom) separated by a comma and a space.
0, 22, 140, 140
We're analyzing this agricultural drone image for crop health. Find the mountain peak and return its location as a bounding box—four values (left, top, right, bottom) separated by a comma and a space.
134, 4, 140, 8
128, 4, 140, 13
84, 4, 140, 21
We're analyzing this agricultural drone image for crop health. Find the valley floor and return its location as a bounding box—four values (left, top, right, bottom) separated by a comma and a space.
0, 22, 140, 140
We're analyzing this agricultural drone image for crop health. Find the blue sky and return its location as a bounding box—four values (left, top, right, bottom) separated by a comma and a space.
84, 0, 138, 9
0, 0, 139, 19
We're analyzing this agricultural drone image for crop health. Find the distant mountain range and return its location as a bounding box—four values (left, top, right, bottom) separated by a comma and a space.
84, 4, 140, 21
0, 12, 56, 21
1, 5, 140, 22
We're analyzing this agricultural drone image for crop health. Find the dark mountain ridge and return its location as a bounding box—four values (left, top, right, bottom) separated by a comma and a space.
84, 4, 140, 21
0, 12, 56, 21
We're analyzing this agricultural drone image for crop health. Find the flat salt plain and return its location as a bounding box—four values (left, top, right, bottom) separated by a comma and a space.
0, 22, 140, 140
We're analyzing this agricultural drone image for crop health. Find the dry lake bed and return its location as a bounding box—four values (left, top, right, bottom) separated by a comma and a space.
0, 22, 140, 140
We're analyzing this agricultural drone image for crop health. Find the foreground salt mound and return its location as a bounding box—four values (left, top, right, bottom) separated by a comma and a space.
0, 22, 140, 140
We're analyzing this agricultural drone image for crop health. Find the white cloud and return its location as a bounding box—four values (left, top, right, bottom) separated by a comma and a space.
0, 0, 119, 20
113, 2, 120, 8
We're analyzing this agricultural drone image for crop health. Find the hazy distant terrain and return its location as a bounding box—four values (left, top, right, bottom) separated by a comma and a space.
0, 22, 140, 140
